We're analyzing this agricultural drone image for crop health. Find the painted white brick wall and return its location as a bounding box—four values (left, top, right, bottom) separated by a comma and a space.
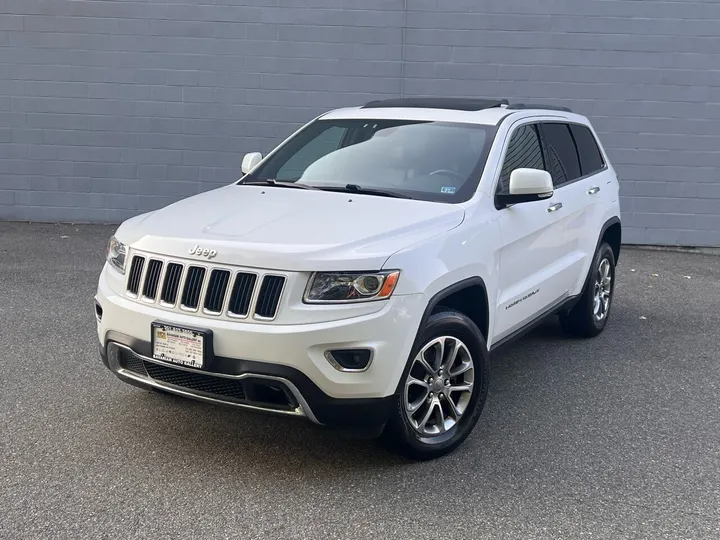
1, 0, 719, 246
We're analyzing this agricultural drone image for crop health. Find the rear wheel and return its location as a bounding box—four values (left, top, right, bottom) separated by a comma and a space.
383, 309, 489, 460
560, 242, 616, 338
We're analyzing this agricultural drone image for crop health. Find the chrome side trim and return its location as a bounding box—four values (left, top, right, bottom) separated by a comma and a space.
106, 342, 320, 424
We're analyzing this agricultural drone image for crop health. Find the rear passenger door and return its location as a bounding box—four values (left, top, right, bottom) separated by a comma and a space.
539, 122, 607, 296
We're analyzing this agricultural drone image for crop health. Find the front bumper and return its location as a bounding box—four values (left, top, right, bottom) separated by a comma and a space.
100, 337, 395, 428
96, 266, 424, 427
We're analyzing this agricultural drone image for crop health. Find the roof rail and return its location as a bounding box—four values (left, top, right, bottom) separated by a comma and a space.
506, 103, 573, 113
362, 97, 509, 112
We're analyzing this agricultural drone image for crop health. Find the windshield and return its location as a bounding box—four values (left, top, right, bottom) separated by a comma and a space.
242, 119, 497, 203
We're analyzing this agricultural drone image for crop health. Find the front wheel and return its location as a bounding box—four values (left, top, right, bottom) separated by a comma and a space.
383, 309, 489, 460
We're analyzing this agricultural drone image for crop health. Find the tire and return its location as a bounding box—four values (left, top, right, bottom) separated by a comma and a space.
560, 242, 616, 338
382, 309, 490, 460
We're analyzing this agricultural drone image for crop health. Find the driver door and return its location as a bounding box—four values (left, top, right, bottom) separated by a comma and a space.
493, 122, 574, 343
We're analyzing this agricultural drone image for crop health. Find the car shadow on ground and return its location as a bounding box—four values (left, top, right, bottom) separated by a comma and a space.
100, 309, 628, 474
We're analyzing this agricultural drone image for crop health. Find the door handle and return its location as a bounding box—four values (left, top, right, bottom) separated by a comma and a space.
547, 202, 563, 213
588, 186, 600, 195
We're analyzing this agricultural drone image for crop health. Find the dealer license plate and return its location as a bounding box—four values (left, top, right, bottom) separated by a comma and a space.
152, 323, 205, 368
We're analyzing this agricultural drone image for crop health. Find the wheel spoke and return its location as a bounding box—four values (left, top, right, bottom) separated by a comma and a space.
600, 260, 612, 287
445, 395, 462, 419
415, 354, 435, 377
441, 338, 460, 372
434, 401, 446, 433
406, 376, 429, 390
449, 359, 472, 378
417, 399, 436, 431
404, 376, 429, 413
431, 338, 445, 372
449, 384, 473, 394
407, 395, 428, 414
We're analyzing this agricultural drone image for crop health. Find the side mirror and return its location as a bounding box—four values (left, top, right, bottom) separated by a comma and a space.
496, 168, 553, 208
241, 152, 263, 175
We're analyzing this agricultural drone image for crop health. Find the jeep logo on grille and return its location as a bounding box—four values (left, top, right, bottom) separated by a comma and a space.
188, 245, 217, 259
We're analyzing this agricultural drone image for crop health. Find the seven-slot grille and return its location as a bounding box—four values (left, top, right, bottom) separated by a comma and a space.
125, 254, 285, 320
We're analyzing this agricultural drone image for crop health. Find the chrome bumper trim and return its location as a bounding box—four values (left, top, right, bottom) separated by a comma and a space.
106, 342, 320, 424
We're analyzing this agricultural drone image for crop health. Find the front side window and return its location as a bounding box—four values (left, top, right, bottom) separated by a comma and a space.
498, 123, 545, 194
243, 119, 497, 203
541, 123, 582, 187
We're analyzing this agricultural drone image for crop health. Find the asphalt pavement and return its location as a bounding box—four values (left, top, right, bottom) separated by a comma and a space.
1, 221, 718, 540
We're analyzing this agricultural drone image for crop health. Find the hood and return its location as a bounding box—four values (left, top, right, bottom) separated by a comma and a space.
117, 185, 465, 271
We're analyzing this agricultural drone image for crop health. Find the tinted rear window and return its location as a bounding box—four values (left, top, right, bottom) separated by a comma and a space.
570, 124, 605, 175
541, 123, 581, 186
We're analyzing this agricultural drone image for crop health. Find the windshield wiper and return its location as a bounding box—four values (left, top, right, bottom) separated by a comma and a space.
321, 184, 413, 200
242, 179, 321, 190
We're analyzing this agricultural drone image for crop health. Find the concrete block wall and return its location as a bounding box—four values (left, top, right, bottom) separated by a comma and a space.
1, 0, 720, 246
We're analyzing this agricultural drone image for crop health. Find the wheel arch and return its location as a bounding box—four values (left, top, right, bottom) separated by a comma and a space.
601, 217, 622, 263
418, 277, 490, 344
574, 216, 621, 297
392, 275, 491, 399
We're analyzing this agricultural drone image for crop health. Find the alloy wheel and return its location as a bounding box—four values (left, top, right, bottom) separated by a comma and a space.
403, 336, 475, 437
593, 258, 612, 322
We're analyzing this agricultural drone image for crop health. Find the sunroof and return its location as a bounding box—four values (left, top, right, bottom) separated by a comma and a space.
362, 98, 509, 112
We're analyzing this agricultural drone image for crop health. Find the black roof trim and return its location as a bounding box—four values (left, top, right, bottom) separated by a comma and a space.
362, 97, 509, 112
506, 103, 573, 113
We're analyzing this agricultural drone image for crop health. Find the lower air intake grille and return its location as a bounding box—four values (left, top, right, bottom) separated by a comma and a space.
144, 361, 247, 399
122, 351, 147, 375
255, 275, 285, 319
117, 349, 297, 410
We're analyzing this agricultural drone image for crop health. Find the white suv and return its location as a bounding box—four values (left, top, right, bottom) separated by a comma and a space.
95, 98, 621, 459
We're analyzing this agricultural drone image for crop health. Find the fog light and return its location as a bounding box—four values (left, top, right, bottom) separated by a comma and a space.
324, 349, 373, 372
94, 299, 103, 322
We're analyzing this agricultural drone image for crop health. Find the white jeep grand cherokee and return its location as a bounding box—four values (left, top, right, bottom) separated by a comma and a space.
96, 98, 621, 460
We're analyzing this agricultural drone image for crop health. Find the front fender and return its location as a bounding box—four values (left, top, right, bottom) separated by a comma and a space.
384, 210, 502, 344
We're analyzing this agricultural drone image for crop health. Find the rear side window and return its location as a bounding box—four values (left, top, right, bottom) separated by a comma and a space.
541, 123, 581, 187
498, 124, 545, 194
570, 124, 605, 175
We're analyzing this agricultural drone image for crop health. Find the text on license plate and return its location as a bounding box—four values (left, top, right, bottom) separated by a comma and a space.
152, 324, 204, 368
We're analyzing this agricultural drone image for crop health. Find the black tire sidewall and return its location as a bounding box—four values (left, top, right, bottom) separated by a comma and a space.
385, 309, 490, 459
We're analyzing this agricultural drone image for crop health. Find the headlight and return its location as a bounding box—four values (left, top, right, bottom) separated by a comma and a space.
304, 270, 400, 303
106, 236, 127, 274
